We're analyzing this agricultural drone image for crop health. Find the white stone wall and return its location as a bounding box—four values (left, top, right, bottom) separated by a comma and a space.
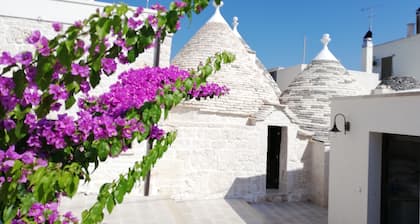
77, 141, 148, 195
152, 107, 267, 201
146, 106, 311, 202
373, 34, 420, 79
329, 92, 420, 224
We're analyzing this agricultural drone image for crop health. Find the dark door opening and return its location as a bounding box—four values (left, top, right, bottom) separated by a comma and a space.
266, 126, 281, 189
381, 134, 420, 224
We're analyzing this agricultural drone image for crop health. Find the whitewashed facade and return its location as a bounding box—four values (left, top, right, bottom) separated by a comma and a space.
372, 9, 420, 80
329, 92, 420, 224
373, 34, 420, 80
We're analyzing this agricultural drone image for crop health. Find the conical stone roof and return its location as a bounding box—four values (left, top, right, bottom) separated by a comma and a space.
172, 2, 280, 116
280, 34, 363, 142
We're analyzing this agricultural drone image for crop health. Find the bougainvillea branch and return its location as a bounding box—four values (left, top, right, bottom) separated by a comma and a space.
0, 0, 231, 223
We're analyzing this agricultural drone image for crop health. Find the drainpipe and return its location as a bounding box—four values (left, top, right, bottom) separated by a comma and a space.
144, 35, 161, 196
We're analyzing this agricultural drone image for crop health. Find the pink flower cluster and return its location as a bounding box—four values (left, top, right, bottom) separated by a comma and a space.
0, 146, 47, 186
26, 31, 50, 56
13, 202, 78, 224
189, 83, 229, 99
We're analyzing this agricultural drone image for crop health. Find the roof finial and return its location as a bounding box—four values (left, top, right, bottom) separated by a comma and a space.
207, 1, 227, 24
232, 17, 239, 30
232, 16, 241, 38
321, 34, 331, 48
313, 33, 338, 62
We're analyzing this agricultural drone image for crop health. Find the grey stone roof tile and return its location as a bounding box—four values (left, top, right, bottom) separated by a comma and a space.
172, 13, 280, 116
280, 60, 364, 142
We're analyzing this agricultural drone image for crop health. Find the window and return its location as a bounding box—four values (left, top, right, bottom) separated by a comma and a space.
381, 56, 393, 80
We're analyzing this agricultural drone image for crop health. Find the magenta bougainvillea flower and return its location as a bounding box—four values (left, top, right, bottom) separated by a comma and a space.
52, 22, 63, 32
71, 63, 90, 77
101, 58, 117, 75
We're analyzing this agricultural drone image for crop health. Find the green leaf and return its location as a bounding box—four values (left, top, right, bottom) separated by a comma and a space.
90, 69, 101, 88
106, 196, 115, 213
2, 64, 15, 75
126, 30, 138, 46
104, 5, 115, 15
66, 81, 80, 93
98, 140, 110, 161
36, 56, 54, 90
150, 104, 161, 123
214, 57, 221, 71
57, 43, 72, 68
184, 79, 193, 91
59, 171, 72, 190
3, 205, 18, 223
68, 174, 79, 197
96, 18, 112, 39
14, 120, 26, 140
12, 104, 30, 120
127, 49, 137, 63
92, 57, 102, 72
65, 94, 76, 109
110, 139, 122, 157
35, 94, 54, 118
107, 45, 121, 58
164, 94, 174, 109
116, 4, 129, 16
165, 11, 179, 31
12, 70, 27, 98
114, 187, 124, 204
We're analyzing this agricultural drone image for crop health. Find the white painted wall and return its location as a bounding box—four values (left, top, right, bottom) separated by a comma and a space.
373, 34, 420, 79
269, 64, 307, 91
329, 92, 420, 224
347, 70, 380, 94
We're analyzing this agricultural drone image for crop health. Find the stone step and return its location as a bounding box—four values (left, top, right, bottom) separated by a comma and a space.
264, 193, 288, 202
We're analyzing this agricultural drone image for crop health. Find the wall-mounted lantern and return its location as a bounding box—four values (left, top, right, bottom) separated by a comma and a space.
330, 113, 350, 135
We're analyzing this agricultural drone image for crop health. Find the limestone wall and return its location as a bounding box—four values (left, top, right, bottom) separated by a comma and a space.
145, 106, 312, 202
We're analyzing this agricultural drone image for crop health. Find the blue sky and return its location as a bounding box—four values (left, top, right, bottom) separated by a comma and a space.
99, 0, 420, 70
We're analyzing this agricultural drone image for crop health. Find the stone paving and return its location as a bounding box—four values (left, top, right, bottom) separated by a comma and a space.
60, 195, 327, 224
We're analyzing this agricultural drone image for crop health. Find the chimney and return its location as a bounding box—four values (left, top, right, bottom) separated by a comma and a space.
361, 30, 373, 73
407, 23, 415, 37
417, 8, 420, 34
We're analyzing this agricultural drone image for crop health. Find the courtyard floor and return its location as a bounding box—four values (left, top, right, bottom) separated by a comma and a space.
61, 196, 327, 224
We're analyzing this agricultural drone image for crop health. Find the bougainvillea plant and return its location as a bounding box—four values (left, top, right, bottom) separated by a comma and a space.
0, 0, 234, 223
